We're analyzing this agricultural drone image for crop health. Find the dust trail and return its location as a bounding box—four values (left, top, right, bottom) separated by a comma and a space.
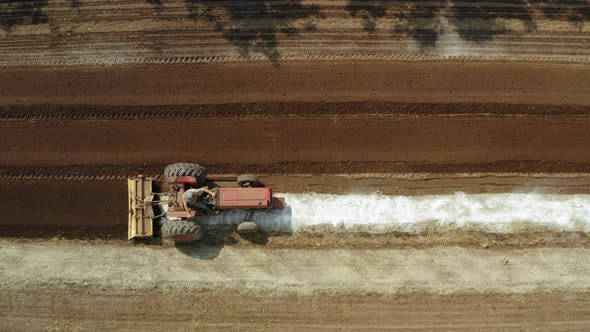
195, 193, 590, 234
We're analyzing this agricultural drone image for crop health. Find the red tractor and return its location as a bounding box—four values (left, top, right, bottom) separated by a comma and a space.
128, 163, 285, 242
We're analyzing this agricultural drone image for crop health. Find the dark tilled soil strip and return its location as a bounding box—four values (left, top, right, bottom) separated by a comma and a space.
1, 103, 589, 121
3, 161, 590, 179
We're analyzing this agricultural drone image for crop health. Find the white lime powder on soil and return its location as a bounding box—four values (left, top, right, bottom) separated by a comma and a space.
196, 193, 590, 234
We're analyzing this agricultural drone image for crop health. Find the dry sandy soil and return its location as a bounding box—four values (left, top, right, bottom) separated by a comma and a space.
4, 289, 589, 331
1, 0, 589, 66
0, 240, 589, 330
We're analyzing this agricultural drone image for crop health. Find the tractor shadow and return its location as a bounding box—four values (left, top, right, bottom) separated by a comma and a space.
175, 206, 293, 260
174, 242, 224, 260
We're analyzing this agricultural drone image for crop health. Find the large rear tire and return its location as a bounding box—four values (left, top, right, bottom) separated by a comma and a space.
164, 163, 208, 185
161, 219, 203, 242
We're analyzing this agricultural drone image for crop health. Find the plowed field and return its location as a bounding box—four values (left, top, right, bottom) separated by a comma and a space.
1, 0, 590, 329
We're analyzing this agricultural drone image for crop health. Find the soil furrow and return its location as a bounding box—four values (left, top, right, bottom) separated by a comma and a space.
2, 103, 590, 121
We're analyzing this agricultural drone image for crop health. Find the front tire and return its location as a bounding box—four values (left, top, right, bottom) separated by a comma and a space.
237, 221, 259, 234
237, 174, 262, 187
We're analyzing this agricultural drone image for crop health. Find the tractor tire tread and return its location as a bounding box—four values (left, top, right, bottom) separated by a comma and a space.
161, 219, 203, 241
164, 163, 207, 184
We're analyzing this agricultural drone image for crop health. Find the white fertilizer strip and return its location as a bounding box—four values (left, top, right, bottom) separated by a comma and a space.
192, 193, 590, 234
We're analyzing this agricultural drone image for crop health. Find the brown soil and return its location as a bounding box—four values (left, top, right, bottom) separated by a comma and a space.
4, 171, 588, 195
2, 62, 589, 106
0, 179, 127, 227
1, 241, 589, 330
257, 228, 590, 250
3, 115, 590, 167
3, 224, 589, 250
5, 160, 590, 177
0, 225, 126, 241
2, 289, 588, 331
